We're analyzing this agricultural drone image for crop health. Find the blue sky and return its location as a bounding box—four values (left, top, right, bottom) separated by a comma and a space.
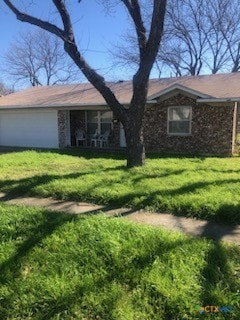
0, 1, 134, 88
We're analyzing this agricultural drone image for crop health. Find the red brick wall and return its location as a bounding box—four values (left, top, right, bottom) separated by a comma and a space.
143, 94, 235, 155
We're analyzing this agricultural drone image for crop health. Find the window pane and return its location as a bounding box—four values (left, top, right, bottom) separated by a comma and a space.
87, 123, 98, 135
101, 123, 112, 134
87, 111, 98, 134
87, 111, 98, 123
169, 121, 190, 134
87, 111, 112, 135
100, 111, 112, 123
169, 107, 190, 120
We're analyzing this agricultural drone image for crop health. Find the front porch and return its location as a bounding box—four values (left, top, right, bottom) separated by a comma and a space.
61, 110, 126, 149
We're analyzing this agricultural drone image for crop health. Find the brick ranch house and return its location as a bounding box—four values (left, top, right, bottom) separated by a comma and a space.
0, 72, 239, 155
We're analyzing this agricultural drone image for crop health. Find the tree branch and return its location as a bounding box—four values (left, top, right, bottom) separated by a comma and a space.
147, 0, 167, 60
131, 0, 167, 107
4, 0, 127, 120
121, 0, 147, 59
52, 0, 74, 42
3, 0, 66, 40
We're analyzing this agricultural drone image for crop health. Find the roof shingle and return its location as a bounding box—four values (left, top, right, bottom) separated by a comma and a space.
0, 72, 240, 108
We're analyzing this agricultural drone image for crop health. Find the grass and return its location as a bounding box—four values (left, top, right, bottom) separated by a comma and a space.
0, 203, 239, 319
0, 149, 240, 223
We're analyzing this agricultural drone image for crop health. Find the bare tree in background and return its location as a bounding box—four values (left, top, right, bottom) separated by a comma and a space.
160, 0, 208, 76
110, 0, 207, 76
113, 0, 240, 76
3, 0, 167, 167
0, 81, 13, 95
207, 0, 240, 73
3, 29, 80, 87
201, 0, 240, 74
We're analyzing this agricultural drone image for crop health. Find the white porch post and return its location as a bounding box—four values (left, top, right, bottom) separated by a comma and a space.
232, 101, 238, 154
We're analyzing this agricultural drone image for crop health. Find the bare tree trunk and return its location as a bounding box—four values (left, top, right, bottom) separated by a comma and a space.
123, 114, 145, 167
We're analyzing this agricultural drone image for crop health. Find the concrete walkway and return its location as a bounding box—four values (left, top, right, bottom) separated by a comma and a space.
0, 192, 239, 245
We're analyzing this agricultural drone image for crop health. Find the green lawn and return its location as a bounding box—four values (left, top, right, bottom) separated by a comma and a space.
0, 203, 239, 319
0, 149, 240, 223
0, 150, 240, 223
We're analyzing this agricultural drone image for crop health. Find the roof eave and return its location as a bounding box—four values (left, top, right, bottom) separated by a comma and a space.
0, 100, 158, 111
197, 97, 240, 105
148, 83, 212, 101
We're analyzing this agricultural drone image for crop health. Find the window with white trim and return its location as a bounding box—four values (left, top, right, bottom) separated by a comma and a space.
86, 111, 112, 135
168, 106, 192, 135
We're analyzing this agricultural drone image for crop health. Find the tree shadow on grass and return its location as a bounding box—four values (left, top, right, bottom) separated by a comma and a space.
0, 204, 239, 319
0, 163, 240, 224
1, 177, 240, 226
164, 179, 240, 197
58, 147, 127, 160
0, 205, 190, 319
0, 209, 77, 318
0, 212, 76, 277
53, 220, 237, 319
172, 218, 240, 318
0, 198, 197, 319
0, 147, 127, 161
118, 178, 240, 224
24, 237, 240, 320
23, 236, 201, 319
198, 240, 239, 319
0, 164, 126, 198
131, 168, 186, 183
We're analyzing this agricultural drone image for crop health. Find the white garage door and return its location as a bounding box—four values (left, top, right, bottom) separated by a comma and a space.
0, 110, 59, 148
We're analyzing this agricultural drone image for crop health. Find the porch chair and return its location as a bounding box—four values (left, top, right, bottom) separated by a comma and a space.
75, 129, 86, 146
97, 130, 111, 148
